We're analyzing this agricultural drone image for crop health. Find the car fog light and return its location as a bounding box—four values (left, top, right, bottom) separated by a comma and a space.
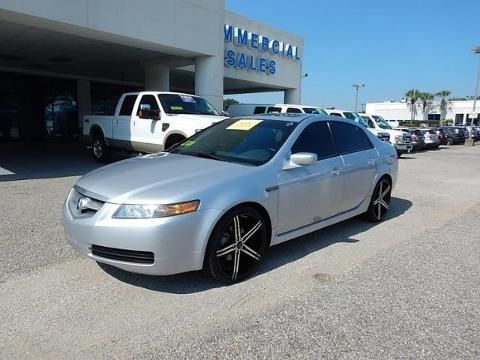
113, 200, 200, 219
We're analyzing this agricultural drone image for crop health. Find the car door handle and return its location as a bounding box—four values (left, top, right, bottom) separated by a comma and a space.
330, 168, 340, 176
367, 160, 376, 167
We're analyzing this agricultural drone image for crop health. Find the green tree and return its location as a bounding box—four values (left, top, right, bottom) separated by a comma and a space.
418, 92, 434, 120
435, 90, 451, 125
405, 89, 420, 122
223, 98, 239, 111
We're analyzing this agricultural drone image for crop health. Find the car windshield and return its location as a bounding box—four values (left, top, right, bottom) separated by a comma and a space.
344, 112, 368, 127
169, 118, 298, 166
157, 94, 220, 116
372, 115, 392, 129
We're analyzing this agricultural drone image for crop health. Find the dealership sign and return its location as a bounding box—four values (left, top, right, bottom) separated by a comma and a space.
224, 25, 300, 75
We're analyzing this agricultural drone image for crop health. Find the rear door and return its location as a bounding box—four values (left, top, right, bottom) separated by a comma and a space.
113, 94, 136, 149
276, 121, 344, 234
329, 121, 378, 212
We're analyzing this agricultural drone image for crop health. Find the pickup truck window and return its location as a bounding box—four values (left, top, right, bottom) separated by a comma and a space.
286, 107, 302, 113
138, 95, 160, 115
157, 94, 219, 116
267, 107, 282, 113
254, 106, 267, 114
119, 95, 136, 116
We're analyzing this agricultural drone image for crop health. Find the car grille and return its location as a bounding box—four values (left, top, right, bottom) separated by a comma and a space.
403, 134, 412, 144
68, 189, 104, 217
377, 133, 390, 142
91, 245, 154, 264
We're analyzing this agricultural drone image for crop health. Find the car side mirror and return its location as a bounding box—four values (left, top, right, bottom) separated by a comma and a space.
221, 110, 229, 117
283, 152, 317, 169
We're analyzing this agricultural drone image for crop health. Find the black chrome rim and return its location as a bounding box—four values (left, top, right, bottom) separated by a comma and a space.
93, 139, 103, 158
215, 213, 264, 281
373, 179, 391, 220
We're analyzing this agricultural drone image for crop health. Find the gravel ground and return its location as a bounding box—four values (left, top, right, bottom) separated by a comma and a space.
0, 144, 479, 358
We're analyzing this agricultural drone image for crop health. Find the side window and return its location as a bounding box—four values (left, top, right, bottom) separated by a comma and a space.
138, 95, 160, 116
368, 119, 375, 128
267, 107, 282, 113
119, 95, 137, 116
254, 106, 267, 114
329, 121, 373, 154
329, 112, 342, 117
286, 107, 302, 113
291, 122, 337, 160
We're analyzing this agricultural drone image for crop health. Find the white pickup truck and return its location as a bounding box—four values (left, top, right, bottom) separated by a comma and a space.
359, 114, 413, 156
83, 91, 227, 161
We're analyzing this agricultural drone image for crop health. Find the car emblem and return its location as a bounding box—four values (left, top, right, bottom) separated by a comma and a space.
76, 197, 90, 211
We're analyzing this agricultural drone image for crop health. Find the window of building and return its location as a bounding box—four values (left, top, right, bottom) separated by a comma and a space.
428, 114, 441, 121
119, 95, 137, 116
455, 113, 464, 125
291, 122, 337, 160
253, 106, 267, 114
329, 121, 373, 154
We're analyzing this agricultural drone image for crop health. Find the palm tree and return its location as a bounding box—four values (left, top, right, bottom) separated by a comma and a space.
435, 90, 451, 126
405, 89, 420, 122
418, 92, 434, 120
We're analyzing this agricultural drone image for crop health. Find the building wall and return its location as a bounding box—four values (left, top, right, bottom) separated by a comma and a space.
224, 11, 303, 95
365, 100, 480, 124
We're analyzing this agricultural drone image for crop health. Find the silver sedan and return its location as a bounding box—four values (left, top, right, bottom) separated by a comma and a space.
63, 114, 398, 283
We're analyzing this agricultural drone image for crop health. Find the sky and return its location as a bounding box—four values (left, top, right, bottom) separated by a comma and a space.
225, 0, 480, 110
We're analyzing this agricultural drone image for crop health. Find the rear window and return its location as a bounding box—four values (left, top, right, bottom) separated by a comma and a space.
286, 107, 303, 113
267, 107, 282, 113
253, 106, 267, 114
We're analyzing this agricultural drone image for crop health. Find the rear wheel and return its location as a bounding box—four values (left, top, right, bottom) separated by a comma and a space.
164, 134, 186, 151
363, 177, 392, 222
206, 206, 267, 284
92, 134, 109, 162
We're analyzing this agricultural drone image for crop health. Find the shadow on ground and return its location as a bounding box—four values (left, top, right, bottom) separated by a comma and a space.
99, 197, 413, 294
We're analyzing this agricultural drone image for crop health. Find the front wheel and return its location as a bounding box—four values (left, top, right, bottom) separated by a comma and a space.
206, 206, 267, 284
363, 177, 392, 222
446, 137, 454, 146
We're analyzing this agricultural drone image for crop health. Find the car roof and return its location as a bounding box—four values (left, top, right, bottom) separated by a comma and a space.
230, 113, 357, 124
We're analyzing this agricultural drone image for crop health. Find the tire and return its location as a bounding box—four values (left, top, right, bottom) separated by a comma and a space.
446, 137, 454, 146
205, 206, 267, 284
363, 177, 392, 222
164, 135, 186, 151
92, 134, 109, 162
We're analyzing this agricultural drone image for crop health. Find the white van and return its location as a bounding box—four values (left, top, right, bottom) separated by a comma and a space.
226, 103, 327, 117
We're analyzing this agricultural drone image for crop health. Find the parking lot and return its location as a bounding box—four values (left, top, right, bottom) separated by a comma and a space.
1, 144, 480, 358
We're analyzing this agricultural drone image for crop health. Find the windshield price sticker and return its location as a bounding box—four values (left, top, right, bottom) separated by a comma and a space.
180, 95, 196, 103
182, 140, 195, 147
170, 105, 183, 111
227, 119, 263, 131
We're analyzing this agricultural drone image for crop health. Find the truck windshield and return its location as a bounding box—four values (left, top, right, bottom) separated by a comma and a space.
344, 112, 368, 127
372, 115, 392, 129
302, 107, 327, 115
158, 94, 220, 116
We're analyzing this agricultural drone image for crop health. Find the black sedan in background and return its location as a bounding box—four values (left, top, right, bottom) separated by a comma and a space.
438, 127, 466, 145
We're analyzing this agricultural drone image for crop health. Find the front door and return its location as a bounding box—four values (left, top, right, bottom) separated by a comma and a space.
131, 94, 165, 153
276, 121, 345, 235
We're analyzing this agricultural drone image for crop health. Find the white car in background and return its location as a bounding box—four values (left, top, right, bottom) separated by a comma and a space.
324, 109, 391, 143
226, 103, 327, 117
360, 114, 413, 156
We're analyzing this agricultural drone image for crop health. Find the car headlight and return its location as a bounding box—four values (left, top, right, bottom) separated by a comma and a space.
394, 135, 403, 143
113, 200, 200, 219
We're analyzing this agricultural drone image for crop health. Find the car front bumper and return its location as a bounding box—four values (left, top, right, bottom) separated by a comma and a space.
63, 199, 221, 276
394, 143, 413, 153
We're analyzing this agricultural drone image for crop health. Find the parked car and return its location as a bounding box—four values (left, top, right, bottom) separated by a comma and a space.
419, 129, 440, 149
324, 109, 391, 143
456, 126, 480, 140
226, 103, 327, 116
63, 114, 398, 283
359, 114, 413, 156
432, 128, 448, 145
438, 127, 466, 145
396, 128, 425, 151
83, 92, 227, 162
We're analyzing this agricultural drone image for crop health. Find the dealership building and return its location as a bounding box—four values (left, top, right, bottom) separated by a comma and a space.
0, 0, 303, 143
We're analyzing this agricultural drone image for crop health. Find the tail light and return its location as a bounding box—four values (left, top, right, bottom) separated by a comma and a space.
412, 134, 418, 140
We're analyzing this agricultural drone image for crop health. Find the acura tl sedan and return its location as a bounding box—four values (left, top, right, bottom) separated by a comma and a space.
63, 114, 398, 283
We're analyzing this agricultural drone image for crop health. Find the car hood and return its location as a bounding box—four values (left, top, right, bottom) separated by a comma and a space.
75, 153, 250, 204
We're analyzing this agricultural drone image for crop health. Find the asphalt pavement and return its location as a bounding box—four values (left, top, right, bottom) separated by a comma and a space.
1, 144, 479, 358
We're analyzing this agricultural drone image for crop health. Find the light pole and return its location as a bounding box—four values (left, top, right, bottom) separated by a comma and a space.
471, 46, 480, 129
352, 83, 365, 112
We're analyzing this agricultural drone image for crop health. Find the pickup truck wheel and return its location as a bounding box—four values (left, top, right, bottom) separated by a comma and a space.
164, 135, 186, 151
92, 135, 109, 162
